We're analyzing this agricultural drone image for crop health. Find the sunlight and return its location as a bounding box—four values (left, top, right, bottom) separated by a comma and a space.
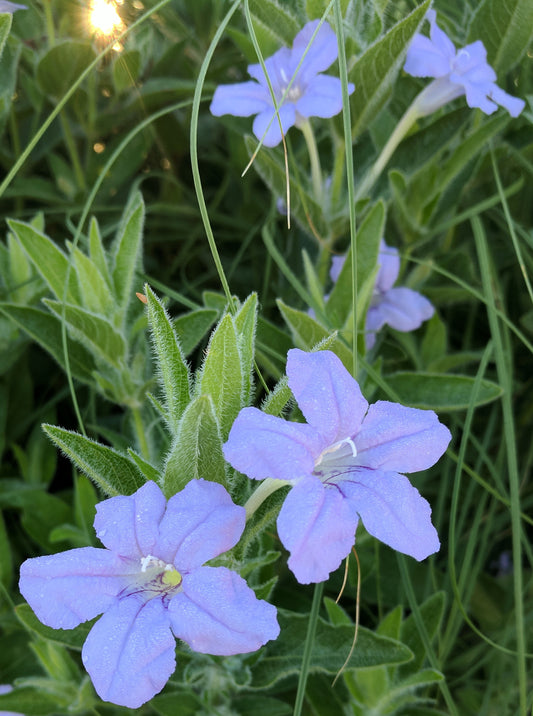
89, 0, 124, 37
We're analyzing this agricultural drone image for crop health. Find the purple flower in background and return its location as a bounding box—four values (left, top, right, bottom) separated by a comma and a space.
210, 20, 355, 147
366, 240, 434, 348
329, 241, 434, 349
0, 1, 26, 11
224, 349, 451, 584
19, 480, 279, 708
404, 10, 524, 117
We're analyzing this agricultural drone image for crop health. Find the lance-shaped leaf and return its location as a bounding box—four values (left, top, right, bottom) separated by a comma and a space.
468, 0, 533, 73
43, 425, 146, 496
173, 308, 218, 356
234, 293, 258, 404
8, 220, 80, 303
15, 604, 91, 651
145, 285, 190, 433
71, 247, 114, 316
384, 372, 502, 410
248, 0, 301, 46
111, 191, 145, 317
0, 14, 12, 60
251, 610, 412, 689
162, 395, 227, 497
349, 0, 431, 137
399, 591, 446, 678
44, 300, 127, 369
89, 217, 112, 288
198, 313, 243, 440
0, 303, 96, 383
326, 201, 385, 327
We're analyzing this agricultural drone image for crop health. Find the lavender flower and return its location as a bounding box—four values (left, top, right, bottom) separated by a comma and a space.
210, 20, 355, 147
0, 2, 26, 12
328, 241, 434, 349
404, 10, 524, 117
224, 349, 451, 584
19, 480, 279, 708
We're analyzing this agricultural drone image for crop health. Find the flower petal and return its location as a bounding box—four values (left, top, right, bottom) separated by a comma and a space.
252, 103, 296, 147
223, 406, 319, 481
375, 286, 434, 332
82, 596, 175, 708
209, 81, 270, 117
427, 9, 456, 61
295, 75, 354, 119
287, 349, 368, 444
341, 468, 440, 560
291, 20, 338, 83
357, 401, 451, 473
19, 548, 133, 629
93, 481, 166, 559
277, 475, 358, 583
403, 34, 452, 78
155, 479, 245, 571
487, 84, 525, 118
169, 566, 279, 654
375, 240, 400, 292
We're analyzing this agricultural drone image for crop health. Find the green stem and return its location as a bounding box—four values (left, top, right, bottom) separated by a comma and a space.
299, 120, 322, 203
43, 0, 56, 45
293, 582, 324, 716
355, 102, 419, 201
60, 112, 86, 192
244, 478, 289, 520
131, 407, 150, 461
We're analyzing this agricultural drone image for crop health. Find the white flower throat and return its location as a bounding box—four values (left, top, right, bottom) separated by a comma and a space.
279, 67, 302, 102
122, 554, 182, 603
313, 437, 358, 482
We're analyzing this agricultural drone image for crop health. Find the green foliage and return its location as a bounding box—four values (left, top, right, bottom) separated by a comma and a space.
468, 0, 533, 72
383, 372, 503, 410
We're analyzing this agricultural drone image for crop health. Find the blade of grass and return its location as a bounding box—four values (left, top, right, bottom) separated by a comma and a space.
473, 215, 527, 714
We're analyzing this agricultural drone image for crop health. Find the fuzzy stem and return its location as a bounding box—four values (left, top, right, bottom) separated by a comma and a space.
355, 102, 420, 200
299, 120, 323, 204
244, 478, 290, 520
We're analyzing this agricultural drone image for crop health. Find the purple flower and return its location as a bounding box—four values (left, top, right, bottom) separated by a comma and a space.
328, 241, 434, 349
0, 2, 26, 12
366, 240, 434, 349
210, 20, 355, 147
19, 480, 279, 708
223, 349, 451, 584
404, 10, 524, 117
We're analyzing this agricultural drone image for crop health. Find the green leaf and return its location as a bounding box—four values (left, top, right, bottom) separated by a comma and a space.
151, 691, 204, 716
383, 372, 503, 410
43, 425, 146, 496
276, 299, 353, 371
145, 285, 190, 432
162, 395, 227, 496
15, 603, 91, 651
88, 216, 112, 287
198, 313, 243, 439
113, 49, 141, 93
7, 220, 79, 302
173, 308, 218, 356
0, 684, 77, 715
36, 41, 96, 99
234, 292, 259, 403
349, 0, 431, 137
326, 201, 385, 327
127, 448, 161, 483
0, 304, 96, 383
0, 509, 12, 587
251, 610, 412, 689
44, 300, 127, 368
71, 246, 114, 316
399, 591, 446, 677
248, 0, 300, 47
0, 14, 12, 60
111, 191, 145, 317
468, 0, 533, 72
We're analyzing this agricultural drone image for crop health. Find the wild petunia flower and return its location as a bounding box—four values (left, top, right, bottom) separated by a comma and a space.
210, 20, 355, 147
0, 2, 26, 12
404, 10, 525, 117
224, 349, 451, 584
328, 241, 434, 349
19, 480, 279, 708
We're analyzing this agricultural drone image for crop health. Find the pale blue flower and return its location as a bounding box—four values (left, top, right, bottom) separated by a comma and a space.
210, 20, 355, 147
0, 2, 26, 12
329, 241, 434, 349
404, 10, 524, 117
19, 480, 279, 708
224, 349, 451, 584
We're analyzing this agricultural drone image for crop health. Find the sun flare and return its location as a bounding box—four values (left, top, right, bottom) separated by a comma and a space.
89, 0, 124, 37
